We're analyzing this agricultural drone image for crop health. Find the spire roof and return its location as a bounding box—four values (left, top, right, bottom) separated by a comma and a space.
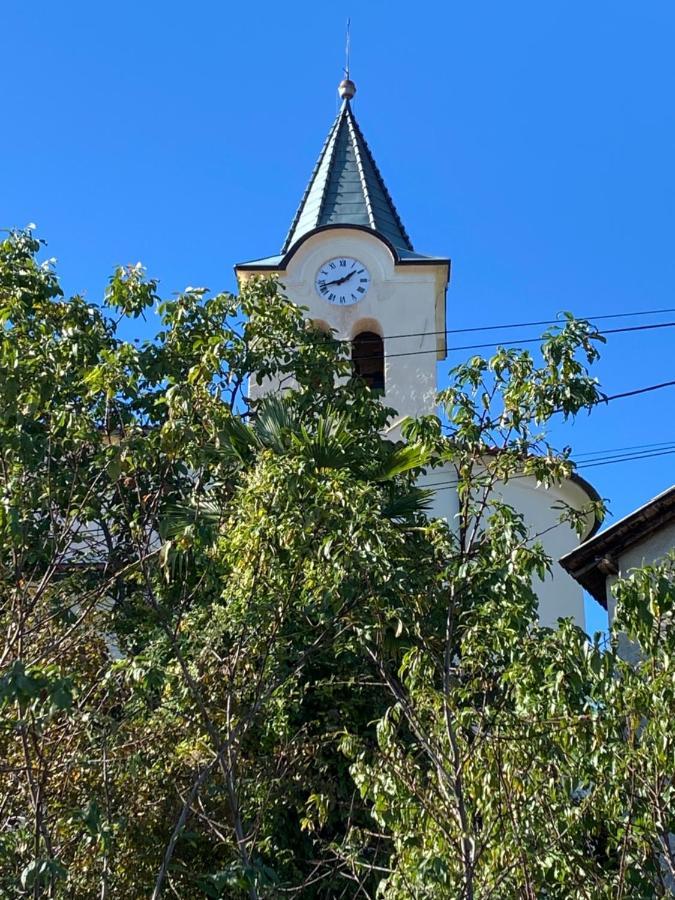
282, 87, 414, 255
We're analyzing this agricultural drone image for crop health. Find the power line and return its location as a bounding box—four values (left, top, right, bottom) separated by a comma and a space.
576, 444, 675, 462
448, 320, 675, 354
574, 440, 675, 458
418, 447, 675, 494
434, 378, 675, 417
432, 378, 675, 448
344, 319, 675, 363
372, 306, 675, 343
445, 307, 675, 336
599, 379, 675, 404
420, 396, 675, 493
398, 322, 675, 359
577, 448, 675, 470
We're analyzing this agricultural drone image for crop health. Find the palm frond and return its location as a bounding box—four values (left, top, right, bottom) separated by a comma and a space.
371, 444, 431, 482
160, 501, 225, 539
300, 411, 358, 469
254, 395, 299, 452
217, 414, 258, 465
381, 487, 435, 520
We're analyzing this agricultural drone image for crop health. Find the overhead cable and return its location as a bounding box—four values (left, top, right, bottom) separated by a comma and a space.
372, 306, 675, 343
349, 320, 675, 362
418, 447, 675, 494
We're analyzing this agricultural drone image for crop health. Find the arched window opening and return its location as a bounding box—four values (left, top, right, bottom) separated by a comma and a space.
352, 331, 384, 393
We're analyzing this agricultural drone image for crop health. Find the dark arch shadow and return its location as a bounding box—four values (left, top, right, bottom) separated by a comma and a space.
352, 331, 384, 393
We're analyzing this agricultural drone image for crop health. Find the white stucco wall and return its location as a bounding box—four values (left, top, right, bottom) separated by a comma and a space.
420, 463, 593, 628
614, 520, 675, 575
500, 478, 594, 628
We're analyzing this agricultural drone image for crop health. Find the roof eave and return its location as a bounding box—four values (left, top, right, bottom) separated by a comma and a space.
235, 224, 450, 274
559, 484, 675, 608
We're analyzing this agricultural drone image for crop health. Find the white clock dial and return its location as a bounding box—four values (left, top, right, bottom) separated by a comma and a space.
315, 257, 371, 305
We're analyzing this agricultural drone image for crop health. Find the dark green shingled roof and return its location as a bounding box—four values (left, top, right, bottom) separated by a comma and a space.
282, 98, 414, 254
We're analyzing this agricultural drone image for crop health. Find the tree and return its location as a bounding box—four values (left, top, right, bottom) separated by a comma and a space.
0, 229, 672, 898
333, 332, 674, 897
0, 228, 432, 898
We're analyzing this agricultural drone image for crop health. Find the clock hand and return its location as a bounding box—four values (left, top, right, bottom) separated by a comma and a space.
323, 270, 357, 288
336, 269, 357, 285
323, 273, 351, 287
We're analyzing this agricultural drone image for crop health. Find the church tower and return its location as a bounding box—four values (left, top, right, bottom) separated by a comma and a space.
236, 76, 601, 631
235, 78, 450, 430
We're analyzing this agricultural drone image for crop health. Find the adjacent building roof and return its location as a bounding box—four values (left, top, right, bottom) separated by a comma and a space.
281, 94, 414, 256
559, 484, 675, 607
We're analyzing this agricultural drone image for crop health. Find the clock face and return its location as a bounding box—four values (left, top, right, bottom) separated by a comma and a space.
315, 257, 371, 305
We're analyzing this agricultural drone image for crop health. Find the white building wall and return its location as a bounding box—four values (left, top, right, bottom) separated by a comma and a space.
420, 463, 592, 628
615, 521, 675, 575
500, 479, 591, 628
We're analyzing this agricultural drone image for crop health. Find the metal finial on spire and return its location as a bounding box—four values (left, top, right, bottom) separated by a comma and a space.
338, 19, 356, 100
338, 78, 356, 100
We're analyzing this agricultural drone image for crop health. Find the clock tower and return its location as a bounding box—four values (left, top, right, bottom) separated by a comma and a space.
234, 76, 603, 630
235, 77, 450, 430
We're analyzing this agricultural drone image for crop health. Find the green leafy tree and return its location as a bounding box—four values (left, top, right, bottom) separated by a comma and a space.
0, 229, 432, 898
0, 229, 672, 899
335, 340, 674, 898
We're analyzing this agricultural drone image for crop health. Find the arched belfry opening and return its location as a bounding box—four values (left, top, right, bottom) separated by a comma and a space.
352, 331, 384, 393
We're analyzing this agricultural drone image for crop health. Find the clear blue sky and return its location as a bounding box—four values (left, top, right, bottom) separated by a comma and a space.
3, 1, 674, 632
